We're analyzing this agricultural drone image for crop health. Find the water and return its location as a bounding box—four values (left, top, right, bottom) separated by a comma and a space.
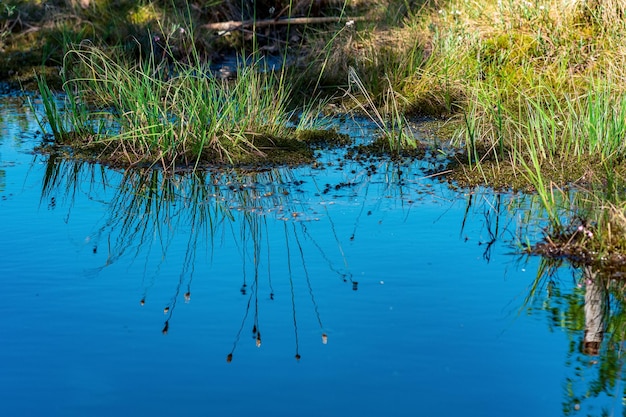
0, 95, 622, 416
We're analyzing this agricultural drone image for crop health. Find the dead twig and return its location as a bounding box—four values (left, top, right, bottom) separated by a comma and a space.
203, 16, 368, 32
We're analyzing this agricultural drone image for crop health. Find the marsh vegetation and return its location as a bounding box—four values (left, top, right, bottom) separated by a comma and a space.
4, 0, 626, 273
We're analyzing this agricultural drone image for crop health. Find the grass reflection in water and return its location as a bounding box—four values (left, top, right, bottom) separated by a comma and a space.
40, 154, 350, 360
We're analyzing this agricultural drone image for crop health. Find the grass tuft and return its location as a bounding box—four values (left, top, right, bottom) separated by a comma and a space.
36, 38, 329, 170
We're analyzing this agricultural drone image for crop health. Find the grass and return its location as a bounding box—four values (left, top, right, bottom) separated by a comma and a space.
35, 38, 338, 169
392, 0, 626, 169
345, 66, 418, 154
25, 0, 363, 169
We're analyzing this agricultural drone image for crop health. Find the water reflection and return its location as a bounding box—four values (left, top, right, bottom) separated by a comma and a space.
526, 259, 626, 416
225, 221, 329, 362
39, 151, 540, 336
582, 266, 604, 356
460, 192, 508, 262
40, 153, 352, 359
0, 94, 37, 195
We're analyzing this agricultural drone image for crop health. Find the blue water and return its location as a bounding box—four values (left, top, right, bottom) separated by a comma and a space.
0, 95, 620, 416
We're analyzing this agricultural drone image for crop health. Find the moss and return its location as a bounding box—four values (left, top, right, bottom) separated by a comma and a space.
233, 135, 315, 166
418, 117, 463, 141
128, 4, 161, 25
480, 33, 544, 67
38, 129, 322, 170
346, 135, 426, 162
405, 92, 464, 118
295, 129, 351, 148
35, 131, 111, 165
443, 146, 626, 192
443, 150, 527, 191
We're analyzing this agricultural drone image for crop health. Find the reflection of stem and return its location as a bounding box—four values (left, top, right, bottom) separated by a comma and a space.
325, 212, 349, 272
300, 223, 354, 288
161, 215, 198, 334
310, 176, 351, 276
253, 231, 261, 347
459, 193, 473, 239
522, 257, 560, 311
459, 193, 513, 262
162, 275, 182, 335
481, 194, 501, 262
293, 223, 326, 344
285, 223, 300, 360
181, 228, 197, 304
227, 281, 256, 363
266, 219, 274, 300
349, 178, 370, 242
139, 232, 158, 304
161, 293, 178, 335
583, 266, 604, 356
241, 219, 248, 295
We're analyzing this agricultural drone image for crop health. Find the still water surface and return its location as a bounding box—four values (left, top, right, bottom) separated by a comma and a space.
0, 95, 622, 416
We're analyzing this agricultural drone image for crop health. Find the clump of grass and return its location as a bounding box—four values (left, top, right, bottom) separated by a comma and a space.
345, 66, 419, 155
36, 38, 326, 170
407, 0, 626, 168
34, 71, 97, 144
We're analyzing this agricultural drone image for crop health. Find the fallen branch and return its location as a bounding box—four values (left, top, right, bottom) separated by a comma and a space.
203, 16, 368, 32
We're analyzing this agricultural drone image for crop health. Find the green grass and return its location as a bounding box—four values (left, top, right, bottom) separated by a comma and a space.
345, 66, 419, 155
36, 40, 334, 169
